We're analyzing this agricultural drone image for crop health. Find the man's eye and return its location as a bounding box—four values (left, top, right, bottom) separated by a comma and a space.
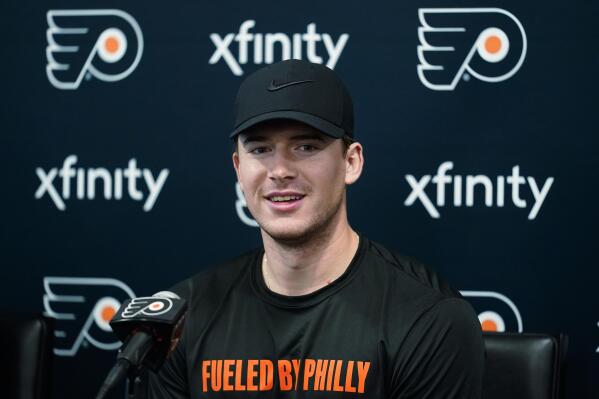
297, 144, 317, 152
249, 147, 269, 154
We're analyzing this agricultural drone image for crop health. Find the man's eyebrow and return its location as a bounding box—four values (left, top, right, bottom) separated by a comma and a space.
289, 133, 326, 142
241, 135, 268, 145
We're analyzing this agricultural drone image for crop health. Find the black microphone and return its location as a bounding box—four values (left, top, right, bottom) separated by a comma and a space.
95, 291, 187, 399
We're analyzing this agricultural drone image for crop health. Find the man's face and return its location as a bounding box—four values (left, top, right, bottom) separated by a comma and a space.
233, 120, 361, 244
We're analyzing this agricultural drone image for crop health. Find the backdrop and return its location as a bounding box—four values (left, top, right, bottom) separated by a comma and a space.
1, 0, 598, 397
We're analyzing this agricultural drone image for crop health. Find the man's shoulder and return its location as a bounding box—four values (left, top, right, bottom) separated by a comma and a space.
168, 248, 260, 304
362, 236, 462, 299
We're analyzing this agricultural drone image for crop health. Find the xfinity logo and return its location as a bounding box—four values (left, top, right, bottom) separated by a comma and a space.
404, 162, 554, 220
35, 155, 169, 211
209, 20, 349, 76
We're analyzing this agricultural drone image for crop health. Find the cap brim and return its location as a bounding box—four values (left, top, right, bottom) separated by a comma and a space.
230, 111, 345, 139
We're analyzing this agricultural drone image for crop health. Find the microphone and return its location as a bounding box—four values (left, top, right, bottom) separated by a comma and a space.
95, 291, 187, 399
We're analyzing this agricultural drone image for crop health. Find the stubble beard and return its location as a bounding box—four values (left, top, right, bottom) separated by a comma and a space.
257, 190, 346, 248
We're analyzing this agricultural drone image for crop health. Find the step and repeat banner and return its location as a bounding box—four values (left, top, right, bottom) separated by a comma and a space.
1, 0, 597, 398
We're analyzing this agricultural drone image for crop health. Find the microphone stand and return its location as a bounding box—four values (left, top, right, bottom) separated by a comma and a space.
127, 370, 146, 399
96, 332, 153, 399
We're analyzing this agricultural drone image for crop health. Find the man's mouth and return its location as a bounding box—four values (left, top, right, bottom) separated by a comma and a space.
268, 195, 304, 203
264, 192, 306, 211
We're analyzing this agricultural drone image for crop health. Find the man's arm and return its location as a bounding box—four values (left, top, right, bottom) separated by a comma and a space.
389, 297, 485, 398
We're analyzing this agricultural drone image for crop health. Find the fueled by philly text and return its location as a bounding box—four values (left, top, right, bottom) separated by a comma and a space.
202, 358, 371, 393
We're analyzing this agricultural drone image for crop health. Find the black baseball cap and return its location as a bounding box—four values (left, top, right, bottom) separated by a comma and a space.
230, 59, 354, 139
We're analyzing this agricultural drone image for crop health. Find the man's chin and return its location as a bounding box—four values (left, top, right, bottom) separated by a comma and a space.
254, 197, 344, 246
259, 220, 317, 245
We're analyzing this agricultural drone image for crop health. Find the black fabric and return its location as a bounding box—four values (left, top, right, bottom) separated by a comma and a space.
0, 313, 54, 399
147, 236, 484, 398
231, 59, 354, 139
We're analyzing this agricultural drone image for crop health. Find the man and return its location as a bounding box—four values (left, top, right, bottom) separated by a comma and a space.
147, 59, 484, 398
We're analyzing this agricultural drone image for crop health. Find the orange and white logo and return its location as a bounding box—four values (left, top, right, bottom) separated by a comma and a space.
418, 8, 527, 90
121, 297, 174, 318
46, 9, 143, 90
43, 276, 135, 356
461, 290, 523, 332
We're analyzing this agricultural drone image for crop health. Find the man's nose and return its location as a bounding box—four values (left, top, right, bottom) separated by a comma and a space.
267, 150, 298, 182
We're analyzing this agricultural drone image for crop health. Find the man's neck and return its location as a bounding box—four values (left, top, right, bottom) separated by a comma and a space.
260, 217, 359, 296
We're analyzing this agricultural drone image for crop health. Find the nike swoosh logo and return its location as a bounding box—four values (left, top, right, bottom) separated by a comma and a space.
267, 79, 315, 91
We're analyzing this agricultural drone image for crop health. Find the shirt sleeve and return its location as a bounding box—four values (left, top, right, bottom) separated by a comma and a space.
389, 297, 485, 399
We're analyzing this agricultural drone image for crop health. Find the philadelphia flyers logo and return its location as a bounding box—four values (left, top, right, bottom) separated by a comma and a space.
477, 311, 506, 332
120, 297, 173, 318
43, 276, 136, 356
460, 290, 523, 332
46, 9, 143, 90
418, 8, 527, 90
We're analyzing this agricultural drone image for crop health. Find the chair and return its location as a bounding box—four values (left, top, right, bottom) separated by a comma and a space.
0, 313, 54, 399
483, 332, 567, 399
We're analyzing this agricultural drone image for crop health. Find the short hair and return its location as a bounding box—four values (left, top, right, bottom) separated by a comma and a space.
340, 134, 355, 155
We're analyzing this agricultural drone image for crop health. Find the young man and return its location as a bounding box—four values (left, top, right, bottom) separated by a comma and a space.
147, 59, 484, 398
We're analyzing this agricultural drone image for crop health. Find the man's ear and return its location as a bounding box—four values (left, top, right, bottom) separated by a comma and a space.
232, 151, 243, 192
345, 142, 364, 185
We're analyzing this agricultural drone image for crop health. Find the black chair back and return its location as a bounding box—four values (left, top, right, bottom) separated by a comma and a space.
483, 332, 567, 399
0, 313, 54, 399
